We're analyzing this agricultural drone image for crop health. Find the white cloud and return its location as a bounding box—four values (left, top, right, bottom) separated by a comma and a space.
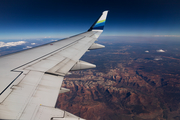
23, 46, 32, 49
31, 43, 36, 45
145, 50, 149, 53
51, 40, 57, 42
154, 56, 162, 61
156, 49, 165, 52
0, 41, 26, 48
153, 35, 180, 37
26, 46, 32, 48
44, 36, 51, 38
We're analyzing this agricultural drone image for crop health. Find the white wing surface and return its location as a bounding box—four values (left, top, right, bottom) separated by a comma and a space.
0, 11, 108, 120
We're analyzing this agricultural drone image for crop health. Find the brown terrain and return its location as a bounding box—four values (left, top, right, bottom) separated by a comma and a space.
56, 38, 180, 120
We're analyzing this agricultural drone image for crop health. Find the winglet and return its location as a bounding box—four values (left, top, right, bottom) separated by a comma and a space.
88, 11, 108, 31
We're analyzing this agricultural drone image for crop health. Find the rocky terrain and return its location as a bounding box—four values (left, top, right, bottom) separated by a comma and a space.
56, 38, 180, 120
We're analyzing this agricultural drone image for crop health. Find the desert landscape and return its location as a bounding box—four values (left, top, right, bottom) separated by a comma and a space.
56, 37, 180, 120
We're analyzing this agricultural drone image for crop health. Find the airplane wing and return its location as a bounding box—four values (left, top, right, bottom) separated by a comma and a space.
0, 11, 108, 120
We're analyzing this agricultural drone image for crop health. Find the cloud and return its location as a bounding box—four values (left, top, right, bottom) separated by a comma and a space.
31, 43, 36, 45
44, 36, 51, 38
23, 46, 32, 49
156, 49, 165, 52
0, 41, 26, 48
145, 50, 149, 53
51, 40, 57, 41
153, 35, 180, 37
26, 46, 32, 48
154, 56, 162, 61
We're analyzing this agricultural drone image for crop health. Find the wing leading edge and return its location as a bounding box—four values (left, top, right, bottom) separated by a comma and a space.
0, 11, 108, 120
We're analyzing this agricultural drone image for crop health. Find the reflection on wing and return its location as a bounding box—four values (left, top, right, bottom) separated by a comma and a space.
0, 11, 108, 120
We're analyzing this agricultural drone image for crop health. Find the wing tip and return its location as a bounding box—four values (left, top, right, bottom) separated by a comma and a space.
88, 10, 109, 31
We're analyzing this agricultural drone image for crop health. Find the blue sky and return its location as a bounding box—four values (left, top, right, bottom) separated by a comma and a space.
0, 0, 180, 40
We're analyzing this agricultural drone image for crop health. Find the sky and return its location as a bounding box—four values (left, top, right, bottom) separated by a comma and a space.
0, 0, 180, 40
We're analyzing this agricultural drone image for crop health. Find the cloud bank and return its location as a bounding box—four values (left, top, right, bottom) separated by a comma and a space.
153, 35, 180, 37
0, 41, 26, 48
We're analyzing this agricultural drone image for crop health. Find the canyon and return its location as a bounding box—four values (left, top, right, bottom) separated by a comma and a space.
56, 39, 180, 120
